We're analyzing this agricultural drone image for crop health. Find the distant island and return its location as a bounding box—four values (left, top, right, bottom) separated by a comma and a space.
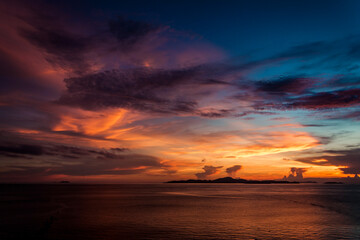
166, 177, 300, 184
324, 181, 344, 184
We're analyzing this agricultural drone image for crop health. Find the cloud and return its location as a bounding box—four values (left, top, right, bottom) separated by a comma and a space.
3, 0, 360, 183
256, 77, 314, 95
52, 153, 163, 176
57, 66, 234, 115
195, 165, 223, 179
284, 89, 360, 110
0, 152, 164, 182
282, 167, 307, 181
199, 109, 233, 118
296, 148, 360, 174
18, 13, 93, 75
16, 9, 168, 76
110, 147, 129, 152
108, 16, 163, 50
0, 132, 170, 179
0, 143, 43, 156
0, 136, 105, 159
17, 4, 360, 117
247, 37, 360, 112
225, 165, 242, 177
0, 49, 50, 94
10, 4, 360, 118
325, 110, 360, 121
255, 85, 360, 111
1, 147, 165, 178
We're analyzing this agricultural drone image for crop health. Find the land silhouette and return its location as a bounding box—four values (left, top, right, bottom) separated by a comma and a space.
167, 177, 300, 184
167, 175, 360, 184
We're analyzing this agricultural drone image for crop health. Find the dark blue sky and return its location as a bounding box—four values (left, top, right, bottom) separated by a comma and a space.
52, 0, 360, 57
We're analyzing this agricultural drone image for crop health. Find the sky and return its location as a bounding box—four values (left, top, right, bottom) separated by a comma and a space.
1, 0, 360, 183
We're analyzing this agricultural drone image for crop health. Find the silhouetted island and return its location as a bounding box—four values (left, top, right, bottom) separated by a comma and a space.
324, 181, 344, 184
166, 177, 299, 184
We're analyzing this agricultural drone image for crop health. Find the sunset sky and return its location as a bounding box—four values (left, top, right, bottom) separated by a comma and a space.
1, 0, 360, 183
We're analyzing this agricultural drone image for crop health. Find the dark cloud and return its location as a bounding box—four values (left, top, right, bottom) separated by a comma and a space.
18, 11, 166, 75
326, 110, 360, 121
0, 48, 59, 97
200, 109, 233, 118
48, 130, 113, 141
14, 8, 360, 118
301, 124, 329, 127
0, 140, 166, 178
225, 165, 242, 177
296, 148, 360, 174
57, 59, 283, 116
0, 50, 36, 93
51, 154, 163, 176
256, 88, 360, 111
110, 147, 129, 152
0, 143, 43, 155
57, 67, 208, 114
19, 14, 92, 75
285, 89, 360, 110
341, 167, 360, 175
0, 132, 128, 161
108, 16, 162, 50
19, 9, 360, 118
200, 79, 232, 85
0, 153, 164, 182
47, 145, 133, 161
256, 77, 313, 95
195, 165, 222, 179
246, 37, 360, 112
48, 145, 91, 156
282, 167, 307, 181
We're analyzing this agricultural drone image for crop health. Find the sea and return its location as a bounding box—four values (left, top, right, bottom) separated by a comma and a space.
1, 184, 360, 240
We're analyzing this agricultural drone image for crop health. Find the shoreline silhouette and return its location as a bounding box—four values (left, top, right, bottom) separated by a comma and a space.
166, 177, 302, 184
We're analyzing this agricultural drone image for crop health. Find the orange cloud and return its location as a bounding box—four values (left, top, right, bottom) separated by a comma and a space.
53, 108, 130, 135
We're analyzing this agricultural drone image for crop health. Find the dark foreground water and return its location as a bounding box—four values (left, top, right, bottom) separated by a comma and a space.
1, 184, 360, 240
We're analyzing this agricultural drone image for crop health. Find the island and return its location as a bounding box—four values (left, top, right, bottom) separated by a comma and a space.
324, 181, 344, 184
166, 177, 299, 184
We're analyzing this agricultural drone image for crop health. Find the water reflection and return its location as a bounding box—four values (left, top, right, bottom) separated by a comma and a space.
1, 184, 360, 239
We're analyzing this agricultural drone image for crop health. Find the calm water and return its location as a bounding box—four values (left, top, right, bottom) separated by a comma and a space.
1, 184, 360, 240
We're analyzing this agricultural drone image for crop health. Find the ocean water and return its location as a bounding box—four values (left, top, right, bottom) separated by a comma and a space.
1, 184, 360, 240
